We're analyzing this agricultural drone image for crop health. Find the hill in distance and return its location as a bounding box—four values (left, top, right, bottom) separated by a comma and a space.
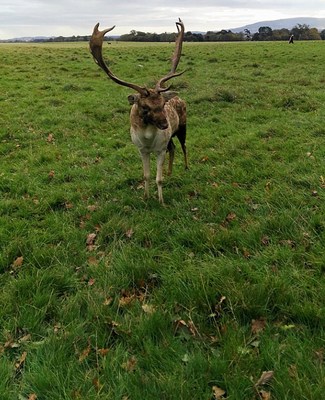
231, 17, 325, 33
3, 17, 325, 42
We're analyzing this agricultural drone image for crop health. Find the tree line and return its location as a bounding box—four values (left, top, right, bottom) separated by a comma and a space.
117, 24, 324, 42
4, 23, 324, 43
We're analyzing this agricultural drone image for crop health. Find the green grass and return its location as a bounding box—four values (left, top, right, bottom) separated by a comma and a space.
0, 40, 325, 399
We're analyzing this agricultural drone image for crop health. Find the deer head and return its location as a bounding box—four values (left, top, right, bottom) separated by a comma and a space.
89, 19, 185, 129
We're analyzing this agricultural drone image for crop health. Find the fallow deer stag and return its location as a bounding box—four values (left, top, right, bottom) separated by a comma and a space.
89, 19, 188, 204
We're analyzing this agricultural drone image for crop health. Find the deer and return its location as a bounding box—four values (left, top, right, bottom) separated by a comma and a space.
89, 19, 188, 205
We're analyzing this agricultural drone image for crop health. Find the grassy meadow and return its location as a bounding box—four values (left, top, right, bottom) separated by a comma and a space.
0, 39, 325, 399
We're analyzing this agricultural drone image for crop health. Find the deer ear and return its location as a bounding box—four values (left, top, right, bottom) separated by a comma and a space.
128, 94, 139, 105
162, 91, 178, 101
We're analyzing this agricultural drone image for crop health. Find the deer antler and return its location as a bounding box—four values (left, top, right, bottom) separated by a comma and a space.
155, 18, 185, 92
89, 23, 149, 96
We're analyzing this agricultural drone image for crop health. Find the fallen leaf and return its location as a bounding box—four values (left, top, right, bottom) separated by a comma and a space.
92, 377, 102, 391
86, 233, 97, 245
19, 334, 31, 343
226, 212, 236, 222
15, 351, 27, 370
97, 348, 109, 357
79, 341, 91, 362
243, 248, 251, 259
141, 304, 156, 314
258, 390, 271, 400
87, 256, 98, 266
86, 233, 97, 251
47, 133, 54, 143
64, 202, 73, 210
255, 371, 274, 387
28, 395, 37, 400
88, 278, 96, 286
12, 256, 24, 269
174, 319, 198, 337
103, 297, 113, 306
122, 356, 137, 372
251, 318, 267, 335
48, 170, 55, 179
212, 385, 226, 399
125, 228, 134, 239
261, 236, 270, 246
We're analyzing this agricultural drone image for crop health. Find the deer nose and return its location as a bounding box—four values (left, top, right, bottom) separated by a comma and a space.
157, 121, 168, 130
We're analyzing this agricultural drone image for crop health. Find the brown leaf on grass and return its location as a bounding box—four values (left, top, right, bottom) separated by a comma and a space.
86, 233, 97, 245
174, 319, 199, 337
141, 304, 156, 314
15, 351, 27, 370
125, 228, 134, 239
87, 205, 98, 212
226, 212, 237, 222
87, 256, 98, 266
261, 236, 270, 246
48, 170, 55, 179
255, 371, 274, 387
103, 297, 113, 306
88, 278, 96, 286
4, 339, 20, 349
122, 356, 137, 372
86, 233, 97, 251
258, 390, 271, 400
212, 385, 226, 399
243, 248, 251, 259
64, 202, 73, 210
12, 256, 24, 269
47, 133, 54, 143
119, 293, 135, 308
251, 318, 267, 335
221, 212, 237, 227
92, 377, 102, 391
28, 394, 37, 400
78, 344, 91, 362
97, 348, 109, 357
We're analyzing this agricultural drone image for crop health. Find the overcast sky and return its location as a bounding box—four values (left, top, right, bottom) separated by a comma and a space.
0, 0, 324, 39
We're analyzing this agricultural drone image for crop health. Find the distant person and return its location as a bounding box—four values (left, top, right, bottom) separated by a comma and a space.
288, 35, 294, 44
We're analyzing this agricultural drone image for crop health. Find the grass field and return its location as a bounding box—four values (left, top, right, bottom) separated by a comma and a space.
0, 39, 325, 399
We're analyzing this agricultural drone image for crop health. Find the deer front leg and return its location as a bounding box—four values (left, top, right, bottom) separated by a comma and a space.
140, 151, 150, 200
156, 151, 166, 204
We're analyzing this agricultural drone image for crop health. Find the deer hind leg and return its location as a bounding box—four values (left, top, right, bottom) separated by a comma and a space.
156, 151, 166, 204
140, 151, 150, 199
175, 124, 188, 170
167, 138, 175, 176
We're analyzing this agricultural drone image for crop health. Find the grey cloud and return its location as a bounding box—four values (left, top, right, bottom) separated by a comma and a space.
0, 0, 324, 39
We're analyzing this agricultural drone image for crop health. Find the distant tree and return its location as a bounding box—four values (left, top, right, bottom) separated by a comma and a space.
259, 26, 273, 40
272, 28, 290, 41
290, 24, 320, 40
321, 29, 325, 40
204, 29, 243, 42
252, 26, 273, 41
244, 29, 251, 40
184, 31, 204, 42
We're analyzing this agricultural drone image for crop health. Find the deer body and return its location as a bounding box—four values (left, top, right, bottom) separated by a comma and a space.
129, 94, 187, 203
90, 19, 188, 204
